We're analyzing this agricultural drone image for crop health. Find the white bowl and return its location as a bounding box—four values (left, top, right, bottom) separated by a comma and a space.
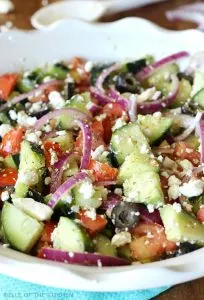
0, 18, 204, 291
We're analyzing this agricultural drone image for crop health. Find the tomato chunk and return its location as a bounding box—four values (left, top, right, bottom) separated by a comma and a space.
0, 168, 18, 187
37, 221, 57, 258
43, 141, 63, 167
197, 207, 204, 223
88, 159, 118, 182
174, 142, 200, 166
0, 73, 19, 100
130, 222, 177, 261
0, 128, 24, 157
79, 210, 107, 235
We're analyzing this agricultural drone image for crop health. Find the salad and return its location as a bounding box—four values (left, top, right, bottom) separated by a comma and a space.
0, 52, 203, 267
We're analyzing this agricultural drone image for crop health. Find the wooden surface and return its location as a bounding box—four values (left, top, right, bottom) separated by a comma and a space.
0, 0, 203, 299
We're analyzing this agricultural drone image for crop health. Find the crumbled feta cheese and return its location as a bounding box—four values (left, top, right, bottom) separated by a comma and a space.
157, 155, 163, 162
97, 259, 102, 268
43, 76, 52, 83
168, 175, 181, 186
91, 145, 105, 160
85, 208, 97, 220
153, 111, 162, 118
29, 101, 42, 113
26, 132, 41, 145
48, 91, 65, 109
95, 113, 107, 121
168, 185, 181, 200
44, 177, 51, 185
0, 0, 14, 14
56, 130, 67, 136
114, 188, 123, 196
111, 231, 131, 247
70, 205, 79, 213
0, 124, 12, 137
17, 111, 37, 128
137, 87, 156, 103
179, 179, 204, 197
147, 204, 154, 213
161, 171, 169, 178
172, 202, 182, 213
9, 110, 17, 120
84, 61, 93, 73
1, 190, 9, 201
79, 180, 95, 200
43, 124, 52, 133
140, 143, 149, 154
179, 159, 194, 172
18, 170, 39, 186
112, 118, 127, 132
50, 149, 58, 166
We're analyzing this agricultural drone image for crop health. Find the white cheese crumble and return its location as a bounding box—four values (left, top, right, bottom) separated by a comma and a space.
168, 175, 181, 186
1, 190, 9, 201
0, 0, 14, 14
114, 188, 123, 196
18, 170, 39, 186
56, 130, 67, 136
48, 91, 65, 109
112, 118, 127, 132
172, 202, 182, 213
45, 177, 51, 185
85, 208, 97, 220
168, 185, 181, 200
0, 124, 12, 137
147, 204, 155, 213
17, 111, 37, 128
79, 180, 95, 200
50, 149, 58, 165
9, 110, 17, 120
70, 205, 79, 213
91, 145, 105, 160
43, 124, 52, 133
95, 113, 107, 121
136, 87, 156, 103
111, 231, 131, 247
179, 159, 193, 173
84, 61, 93, 73
163, 157, 177, 170
25, 131, 42, 145
179, 179, 204, 197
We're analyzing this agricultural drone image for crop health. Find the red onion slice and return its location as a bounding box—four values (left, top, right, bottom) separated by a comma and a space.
42, 248, 129, 266
74, 120, 92, 170
137, 74, 179, 114
0, 80, 63, 112
108, 88, 129, 110
139, 206, 163, 226
199, 118, 204, 164
50, 153, 79, 194
96, 63, 121, 92
136, 51, 189, 82
175, 112, 203, 141
90, 87, 114, 105
128, 94, 137, 122
48, 171, 88, 208
35, 108, 91, 130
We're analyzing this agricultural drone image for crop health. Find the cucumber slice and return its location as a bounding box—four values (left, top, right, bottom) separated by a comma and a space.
4, 154, 20, 169
49, 132, 74, 152
19, 141, 45, 171
138, 114, 172, 144
146, 63, 179, 94
2, 202, 43, 253
12, 198, 53, 221
12, 182, 29, 199
52, 216, 92, 252
160, 205, 204, 246
191, 71, 204, 97
0, 113, 10, 125
171, 78, 192, 108
123, 171, 164, 207
192, 88, 204, 109
94, 234, 116, 257
17, 77, 36, 93
184, 134, 200, 150
110, 122, 150, 165
73, 180, 106, 209
118, 149, 159, 184
67, 92, 92, 115
46, 63, 68, 80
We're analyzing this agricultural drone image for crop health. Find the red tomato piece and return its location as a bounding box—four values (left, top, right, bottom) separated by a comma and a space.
197, 207, 204, 223
88, 159, 118, 182
75, 120, 105, 153
174, 142, 200, 166
0, 168, 18, 187
79, 210, 107, 235
130, 222, 177, 261
43, 140, 63, 167
0, 73, 19, 100
36, 221, 57, 258
0, 128, 24, 157
102, 103, 126, 119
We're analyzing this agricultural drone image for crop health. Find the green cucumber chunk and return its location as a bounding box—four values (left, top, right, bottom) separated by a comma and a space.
191, 71, 204, 97
110, 122, 150, 165
192, 88, 204, 109
52, 216, 92, 252
160, 204, 204, 246
118, 148, 159, 184
94, 234, 116, 257
123, 171, 164, 207
171, 78, 191, 108
67, 92, 92, 115
138, 114, 173, 144
2, 202, 44, 253
19, 141, 45, 171
0, 113, 10, 125
49, 132, 74, 152
46, 63, 69, 80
